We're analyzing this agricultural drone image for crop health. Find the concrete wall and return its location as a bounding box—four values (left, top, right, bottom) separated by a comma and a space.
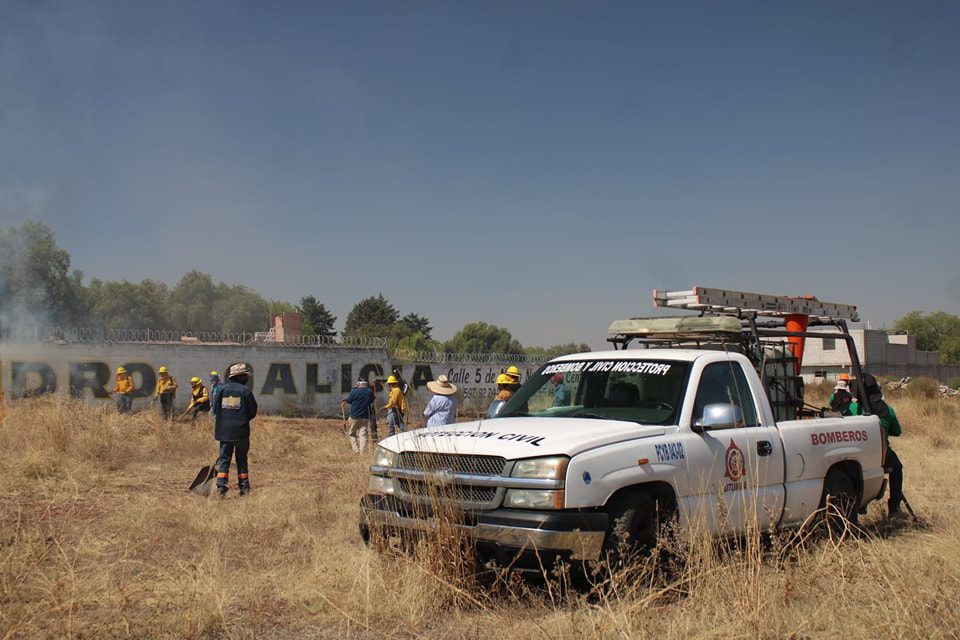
0, 341, 543, 418
800, 331, 864, 367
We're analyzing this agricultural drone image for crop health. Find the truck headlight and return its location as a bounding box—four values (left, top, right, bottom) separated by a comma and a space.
372, 446, 397, 469
504, 489, 565, 509
369, 475, 396, 495
511, 456, 569, 480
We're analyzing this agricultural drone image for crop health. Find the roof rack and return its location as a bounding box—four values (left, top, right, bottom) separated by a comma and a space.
652, 286, 859, 322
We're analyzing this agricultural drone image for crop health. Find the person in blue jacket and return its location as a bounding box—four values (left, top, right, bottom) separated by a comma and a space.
212, 362, 258, 497
341, 378, 375, 454
209, 371, 223, 399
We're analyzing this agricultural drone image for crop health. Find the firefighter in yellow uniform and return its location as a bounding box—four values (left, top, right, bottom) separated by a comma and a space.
494, 373, 514, 402
111, 366, 136, 413
154, 366, 178, 420
187, 376, 211, 422
383, 375, 408, 436
505, 365, 522, 394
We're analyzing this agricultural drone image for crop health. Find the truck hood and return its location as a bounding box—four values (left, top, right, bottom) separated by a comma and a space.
380, 418, 667, 459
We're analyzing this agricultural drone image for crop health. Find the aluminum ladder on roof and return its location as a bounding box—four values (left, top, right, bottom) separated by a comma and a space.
652, 286, 859, 322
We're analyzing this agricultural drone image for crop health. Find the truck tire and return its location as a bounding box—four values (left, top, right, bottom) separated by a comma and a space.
602, 491, 658, 568
819, 468, 859, 535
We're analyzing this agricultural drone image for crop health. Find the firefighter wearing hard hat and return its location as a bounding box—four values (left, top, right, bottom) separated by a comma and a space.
209, 371, 223, 400
212, 363, 258, 497
495, 373, 514, 402
505, 365, 523, 395
111, 367, 136, 414
829, 373, 853, 415
383, 374, 408, 436
187, 376, 211, 422
154, 366, 178, 421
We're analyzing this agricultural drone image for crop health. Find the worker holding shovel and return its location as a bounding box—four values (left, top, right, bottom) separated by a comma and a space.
212, 363, 258, 497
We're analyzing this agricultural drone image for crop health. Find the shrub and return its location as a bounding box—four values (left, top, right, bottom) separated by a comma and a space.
900, 376, 941, 400
948, 376, 960, 391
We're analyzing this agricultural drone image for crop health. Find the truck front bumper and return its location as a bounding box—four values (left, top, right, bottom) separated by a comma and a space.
359, 494, 607, 564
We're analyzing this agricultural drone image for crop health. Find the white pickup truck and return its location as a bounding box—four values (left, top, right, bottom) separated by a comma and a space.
360, 347, 886, 570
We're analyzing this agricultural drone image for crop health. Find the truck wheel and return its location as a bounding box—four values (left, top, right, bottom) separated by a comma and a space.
602, 491, 657, 568
819, 468, 858, 535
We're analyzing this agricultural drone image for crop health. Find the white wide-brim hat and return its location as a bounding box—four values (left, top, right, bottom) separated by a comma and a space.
426, 374, 458, 395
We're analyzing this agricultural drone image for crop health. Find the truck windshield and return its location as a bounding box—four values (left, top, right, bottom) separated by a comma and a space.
498, 359, 688, 425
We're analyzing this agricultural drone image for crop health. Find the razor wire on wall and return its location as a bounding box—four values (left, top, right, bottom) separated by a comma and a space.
0, 326, 387, 349
0, 326, 552, 363
390, 349, 550, 365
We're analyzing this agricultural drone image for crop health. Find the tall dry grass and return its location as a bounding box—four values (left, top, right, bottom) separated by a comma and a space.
1, 395, 959, 639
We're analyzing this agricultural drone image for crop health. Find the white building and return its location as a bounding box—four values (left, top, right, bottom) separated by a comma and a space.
801, 328, 958, 382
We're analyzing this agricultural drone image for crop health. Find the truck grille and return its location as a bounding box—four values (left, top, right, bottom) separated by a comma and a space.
395, 452, 508, 509
397, 452, 507, 477
397, 479, 497, 503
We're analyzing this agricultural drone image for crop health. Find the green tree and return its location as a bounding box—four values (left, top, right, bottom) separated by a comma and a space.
524, 342, 592, 360
298, 295, 337, 338
400, 312, 433, 340
86, 279, 171, 329
893, 311, 960, 364
268, 300, 297, 315
0, 221, 85, 330
443, 321, 524, 354
211, 283, 270, 334
168, 271, 218, 331
343, 294, 400, 338
394, 331, 441, 354
940, 334, 960, 365
163, 271, 273, 334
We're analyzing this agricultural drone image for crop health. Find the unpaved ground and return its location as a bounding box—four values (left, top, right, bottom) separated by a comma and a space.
1, 397, 959, 639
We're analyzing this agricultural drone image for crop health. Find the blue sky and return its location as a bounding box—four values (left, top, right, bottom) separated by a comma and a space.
2, 1, 958, 348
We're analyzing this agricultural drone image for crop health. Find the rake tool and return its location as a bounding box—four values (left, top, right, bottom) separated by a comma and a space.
900, 493, 926, 525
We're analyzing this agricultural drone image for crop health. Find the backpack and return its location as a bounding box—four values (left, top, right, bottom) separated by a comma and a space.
861, 372, 890, 420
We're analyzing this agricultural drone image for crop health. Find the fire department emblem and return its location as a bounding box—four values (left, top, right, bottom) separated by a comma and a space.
724, 439, 746, 482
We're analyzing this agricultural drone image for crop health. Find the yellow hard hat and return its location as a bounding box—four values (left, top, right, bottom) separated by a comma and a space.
505, 365, 521, 379
190, 376, 201, 385
158, 366, 168, 374
116, 367, 127, 374
496, 373, 511, 385
210, 371, 219, 377
386, 375, 399, 384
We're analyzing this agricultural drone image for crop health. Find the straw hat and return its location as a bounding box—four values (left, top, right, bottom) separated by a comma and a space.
427, 374, 458, 395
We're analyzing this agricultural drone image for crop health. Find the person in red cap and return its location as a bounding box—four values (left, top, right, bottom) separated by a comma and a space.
829, 373, 853, 414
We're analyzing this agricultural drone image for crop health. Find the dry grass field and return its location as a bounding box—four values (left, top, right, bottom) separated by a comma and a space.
1, 386, 959, 639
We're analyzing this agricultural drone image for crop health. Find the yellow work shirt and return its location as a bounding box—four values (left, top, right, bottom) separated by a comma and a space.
191, 384, 209, 406
384, 387, 408, 414
155, 375, 178, 397
113, 374, 135, 395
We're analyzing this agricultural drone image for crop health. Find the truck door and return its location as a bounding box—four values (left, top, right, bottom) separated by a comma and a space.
682, 359, 786, 536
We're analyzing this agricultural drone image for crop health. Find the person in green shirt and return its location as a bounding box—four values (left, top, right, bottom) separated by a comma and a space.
850, 373, 905, 519
828, 373, 853, 415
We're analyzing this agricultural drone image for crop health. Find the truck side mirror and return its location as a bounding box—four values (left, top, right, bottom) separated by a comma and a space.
694, 403, 744, 431
488, 400, 507, 418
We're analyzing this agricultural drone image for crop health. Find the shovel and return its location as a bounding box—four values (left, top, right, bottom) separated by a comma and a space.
188, 460, 219, 497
